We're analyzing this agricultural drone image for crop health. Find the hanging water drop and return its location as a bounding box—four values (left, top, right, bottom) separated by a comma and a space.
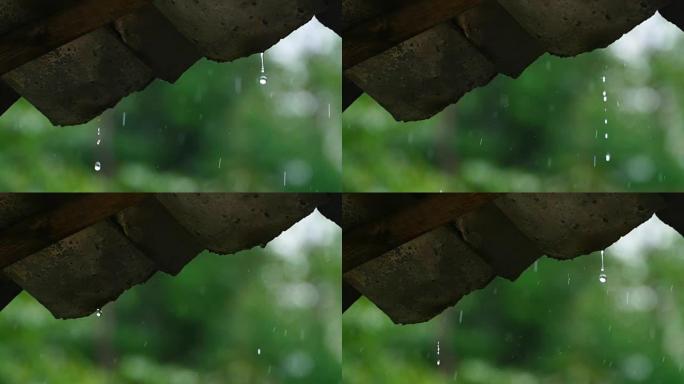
94, 161, 102, 172
599, 250, 607, 284
258, 52, 268, 86
95, 308, 102, 317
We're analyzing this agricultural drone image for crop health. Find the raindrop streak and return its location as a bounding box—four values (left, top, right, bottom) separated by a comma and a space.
258, 53, 268, 86
218, 157, 222, 169
436, 341, 441, 366
95, 128, 102, 172
599, 250, 607, 284
283, 171, 287, 188
122, 112, 127, 127
95, 308, 102, 317
601, 75, 610, 162
459, 310, 463, 324
534, 260, 539, 272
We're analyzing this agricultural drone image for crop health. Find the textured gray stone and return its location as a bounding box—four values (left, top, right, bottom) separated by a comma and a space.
498, 0, 668, 56
114, 5, 202, 83
345, 226, 494, 324
457, 0, 544, 77
157, 194, 328, 254
345, 23, 497, 121
661, 3, 684, 31
457, 202, 541, 280
495, 194, 665, 259
154, 0, 330, 62
116, 198, 204, 276
2, 28, 154, 126
3, 221, 157, 319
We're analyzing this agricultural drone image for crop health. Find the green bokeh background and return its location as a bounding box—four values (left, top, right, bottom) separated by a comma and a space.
344, 215, 684, 383
0, 212, 341, 383
343, 16, 684, 192
0, 20, 341, 192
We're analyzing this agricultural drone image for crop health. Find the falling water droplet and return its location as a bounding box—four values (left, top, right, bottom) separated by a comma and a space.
96, 139, 101, 146
436, 341, 440, 366
96, 308, 102, 317
283, 171, 287, 187
94, 161, 102, 172
258, 52, 268, 86
604, 133, 609, 140
605, 153, 611, 162
599, 250, 607, 284
602, 75, 606, 83
257, 348, 261, 356
122, 112, 127, 127
218, 157, 222, 169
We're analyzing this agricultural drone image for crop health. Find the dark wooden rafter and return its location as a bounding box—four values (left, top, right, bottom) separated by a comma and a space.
0, 0, 153, 76
342, 0, 481, 70
0, 194, 149, 270
343, 193, 497, 273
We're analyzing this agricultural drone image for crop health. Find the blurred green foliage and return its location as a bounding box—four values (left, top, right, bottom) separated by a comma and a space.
0, 21, 341, 192
0, 213, 341, 383
343, 218, 684, 383
343, 18, 684, 192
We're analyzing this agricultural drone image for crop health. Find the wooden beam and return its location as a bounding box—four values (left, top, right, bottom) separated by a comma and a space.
0, 0, 153, 76
343, 0, 481, 70
343, 194, 497, 273
0, 194, 148, 269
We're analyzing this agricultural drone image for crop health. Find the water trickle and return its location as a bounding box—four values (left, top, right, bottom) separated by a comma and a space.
436, 341, 440, 366
95, 308, 102, 317
94, 161, 102, 172
601, 75, 610, 163
258, 53, 268, 86
599, 250, 607, 284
